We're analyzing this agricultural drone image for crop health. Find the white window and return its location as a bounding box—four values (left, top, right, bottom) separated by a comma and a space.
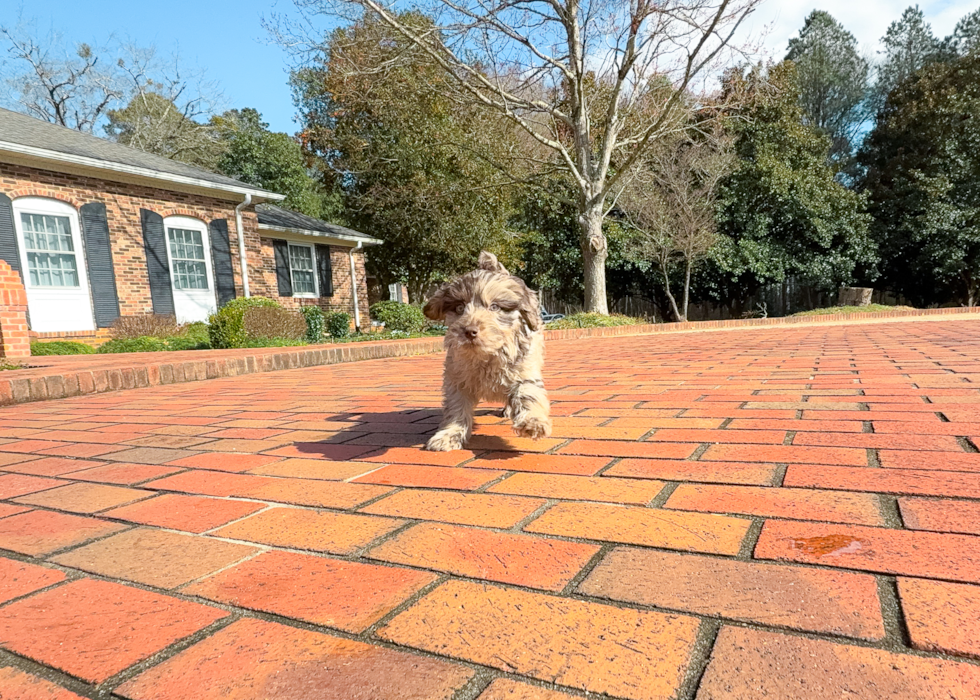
288, 243, 317, 296
162, 215, 216, 324
11, 197, 95, 332
168, 227, 209, 290
20, 212, 81, 287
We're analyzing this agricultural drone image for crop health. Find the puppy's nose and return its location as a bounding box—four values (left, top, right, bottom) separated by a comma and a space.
464, 326, 479, 340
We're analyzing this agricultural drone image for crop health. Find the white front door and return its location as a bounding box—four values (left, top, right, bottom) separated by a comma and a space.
163, 216, 216, 323
13, 197, 95, 333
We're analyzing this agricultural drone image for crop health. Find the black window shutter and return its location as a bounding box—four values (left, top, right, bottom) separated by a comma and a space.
140, 208, 175, 315
209, 218, 236, 307
80, 202, 121, 327
316, 244, 334, 297
0, 193, 21, 277
273, 239, 292, 297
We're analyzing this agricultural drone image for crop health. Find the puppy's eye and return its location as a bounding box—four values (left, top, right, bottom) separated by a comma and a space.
489, 303, 500, 312
455, 303, 465, 315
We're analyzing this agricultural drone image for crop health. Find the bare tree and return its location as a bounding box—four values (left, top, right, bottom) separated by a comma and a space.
0, 25, 125, 132
621, 123, 732, 321
105, 46, 226, 167
271, 0, 760, 313
1, 22, 223, 158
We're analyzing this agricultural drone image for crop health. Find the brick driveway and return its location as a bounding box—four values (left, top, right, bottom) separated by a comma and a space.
0, 318, 979, 699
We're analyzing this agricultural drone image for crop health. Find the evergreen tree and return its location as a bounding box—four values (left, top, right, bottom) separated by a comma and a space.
785, 11, 869, 168
711, 62, 875, 303
858, 52, 980, 306
871, 6, 942, 112
213, 109, 338, 220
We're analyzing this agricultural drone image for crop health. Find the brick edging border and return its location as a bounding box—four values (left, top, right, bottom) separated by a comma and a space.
3, 306, 978, 406
541, 305, 980, 340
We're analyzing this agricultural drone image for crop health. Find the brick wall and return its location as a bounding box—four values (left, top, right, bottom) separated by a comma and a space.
0, 261, 29, 359
252, 237, 371, 327
0, 162, 370, 336
0, 162, 255, 317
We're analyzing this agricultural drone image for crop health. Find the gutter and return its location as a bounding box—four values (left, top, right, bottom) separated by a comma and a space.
349, 241, 363, 331
235, 194, 252, 297
257, 223, 382, 246
0, 141, 284, 202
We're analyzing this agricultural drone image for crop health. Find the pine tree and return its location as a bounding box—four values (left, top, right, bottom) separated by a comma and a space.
785, 11, 869, 168
871, 5, 942, 112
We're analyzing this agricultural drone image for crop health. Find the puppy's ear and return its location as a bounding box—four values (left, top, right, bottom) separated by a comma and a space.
518, 283, 543, 331
423, 286, 451, 321
478, 251, 508, 275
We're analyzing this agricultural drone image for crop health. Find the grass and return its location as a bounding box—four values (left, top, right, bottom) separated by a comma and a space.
793, 304, 915, 317
546, 313, 647, 330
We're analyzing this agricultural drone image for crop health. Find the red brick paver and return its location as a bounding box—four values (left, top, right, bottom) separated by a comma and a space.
0, 578, 225, 683
1, 317, 980, 697
115, 618, 472, 700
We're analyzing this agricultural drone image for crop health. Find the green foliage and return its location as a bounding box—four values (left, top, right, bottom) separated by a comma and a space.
207, 296, 281, 349
213, 109, 340, 219
858, 52, 980, 306
785, 11, 870, 168
97, 336, 169, 354
710, 62, 875, 305
30, 340, 95, 356
369, 301, 425, 333
324, 311, 351, 338
946, 9, 980, 56
514, 178, 651, 308
300, 306, 325, 342
545, 313, 646, 330
871, 6, 944, 113
793, 304, 915, 316
164, 335, 209, 351
292, 13, 513, 301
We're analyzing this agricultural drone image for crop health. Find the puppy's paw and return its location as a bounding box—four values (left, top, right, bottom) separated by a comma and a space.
513, 416, 552, 440
425, 430, 465, 452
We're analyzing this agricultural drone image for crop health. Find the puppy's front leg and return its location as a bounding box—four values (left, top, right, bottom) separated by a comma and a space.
508, 379, 552, 440
426, 383, 475, 451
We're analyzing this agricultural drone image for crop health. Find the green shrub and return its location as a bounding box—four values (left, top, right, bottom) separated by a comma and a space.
208, 296, 282, 349
370, 301, 425, 333
223, 296, 281, 311
165, 335, 209, 351
545, 313, 646, 330
30, 341, 95, 356
182, 322, 210, 345
97, 336, 169, 354
324, 311, 351, 338
300, 306, 325, 342
242, 337, 307, 348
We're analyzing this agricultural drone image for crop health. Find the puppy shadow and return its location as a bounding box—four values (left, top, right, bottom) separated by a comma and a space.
286, 408, 516, 458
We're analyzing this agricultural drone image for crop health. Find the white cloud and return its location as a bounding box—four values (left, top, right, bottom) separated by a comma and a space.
740, 0, 978, 61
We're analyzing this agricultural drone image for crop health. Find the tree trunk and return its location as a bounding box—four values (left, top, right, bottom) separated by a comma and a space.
579, 206, 608, 314
660, 257, 683, 322
681, 257, 692, 322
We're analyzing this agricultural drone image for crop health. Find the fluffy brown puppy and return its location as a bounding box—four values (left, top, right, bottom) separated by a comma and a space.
422, 251, 552, 451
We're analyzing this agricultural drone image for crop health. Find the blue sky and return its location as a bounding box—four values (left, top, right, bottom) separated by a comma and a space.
5, 0, 307, 133
6, 1, 976, 136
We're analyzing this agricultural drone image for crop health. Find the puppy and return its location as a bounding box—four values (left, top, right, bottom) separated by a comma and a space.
422, 252, 552, 451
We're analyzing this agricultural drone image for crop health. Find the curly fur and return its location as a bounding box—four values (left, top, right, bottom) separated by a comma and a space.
422, 252, 552, 451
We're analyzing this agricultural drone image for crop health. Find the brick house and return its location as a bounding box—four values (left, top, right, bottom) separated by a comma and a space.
0, 108, 379, 345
